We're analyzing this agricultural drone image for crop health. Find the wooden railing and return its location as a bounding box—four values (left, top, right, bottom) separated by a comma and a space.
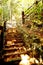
22, 0, 42, 24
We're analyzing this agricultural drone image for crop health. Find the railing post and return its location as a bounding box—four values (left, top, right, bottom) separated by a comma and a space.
35, 0, 38, 4
3, 21, 6, 49
3, 21, 6, 32
0, 26, 3, 51
22, 11, 25, 24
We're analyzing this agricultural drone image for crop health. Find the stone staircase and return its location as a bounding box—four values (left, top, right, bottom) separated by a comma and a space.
3, 28, 26, 62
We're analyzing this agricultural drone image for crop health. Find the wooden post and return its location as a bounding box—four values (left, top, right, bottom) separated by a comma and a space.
3, 21, 6, 32
0, 26, 3, 50
3, 21, 6, 48
35, 0, 38, 4
22, 11, 25, 24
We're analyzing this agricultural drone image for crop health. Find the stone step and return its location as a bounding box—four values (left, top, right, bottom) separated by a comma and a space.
4, 57, 21, 62
5, 43, 23, 47
3, 46, 25, 50
4, 51, 27, 56
3, 28, 25, 62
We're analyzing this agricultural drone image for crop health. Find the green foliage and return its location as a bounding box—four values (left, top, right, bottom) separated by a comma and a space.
25, 0, 42, 20
0, 0, 42, 25
0, 7, 2, 15
0, 0, 10, 22
36, 1, 42, 13
2, 0, 8, 5
3, 5, 10, 21
34, 1, 42, 20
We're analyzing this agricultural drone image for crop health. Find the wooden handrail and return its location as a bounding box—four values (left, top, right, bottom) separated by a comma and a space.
22, 0, 42, 24
25, 0, 41, 15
